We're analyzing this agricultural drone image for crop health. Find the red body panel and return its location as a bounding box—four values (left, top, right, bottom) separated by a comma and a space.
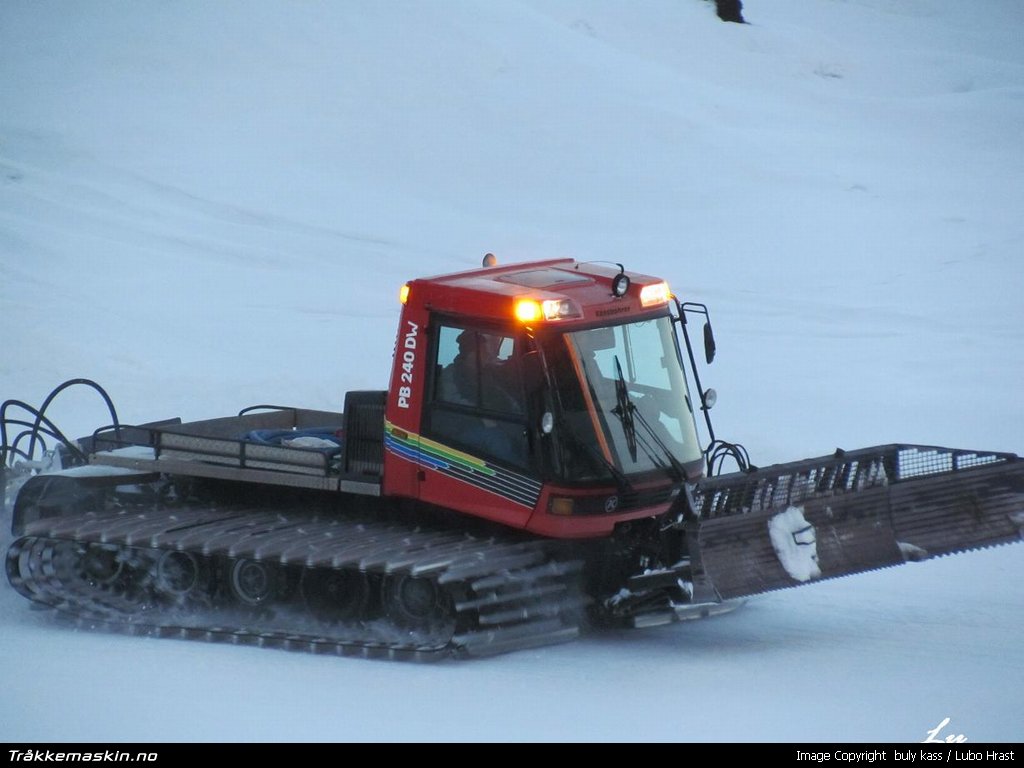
525, 485, 675, 538
381, 299, 430, 503
381, 257, 686, 538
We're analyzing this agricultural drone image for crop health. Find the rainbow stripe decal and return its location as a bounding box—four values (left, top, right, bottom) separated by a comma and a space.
384, 421, 542, 508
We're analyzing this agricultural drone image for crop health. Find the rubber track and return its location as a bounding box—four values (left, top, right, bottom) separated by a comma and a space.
6, 506, 585, 661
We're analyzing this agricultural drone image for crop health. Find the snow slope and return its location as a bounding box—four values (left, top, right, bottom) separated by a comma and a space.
1, 0, 1022, 742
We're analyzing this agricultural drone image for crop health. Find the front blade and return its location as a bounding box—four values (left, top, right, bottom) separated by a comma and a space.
690, 445, 1024, 601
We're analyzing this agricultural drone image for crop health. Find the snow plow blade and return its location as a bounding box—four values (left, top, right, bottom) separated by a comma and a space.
689, 444, 1024, 601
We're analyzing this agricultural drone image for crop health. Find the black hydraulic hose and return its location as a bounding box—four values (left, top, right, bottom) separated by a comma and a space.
1, 379, 119, 469
706, 439, 752, 475
1, 403, 88, 467
4, 419, 66, 450
3, 444, 34, 464
12, 429, 48, 459
1, 400, 77, 467
238, 404, 298, 417
26, 378, 120, 462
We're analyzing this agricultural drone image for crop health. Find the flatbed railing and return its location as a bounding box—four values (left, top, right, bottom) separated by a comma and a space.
694, 443, 1018, 519
89, 407, 347, 478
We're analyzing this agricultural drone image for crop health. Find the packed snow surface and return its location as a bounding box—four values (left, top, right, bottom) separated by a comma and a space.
1, 0, 1022, 742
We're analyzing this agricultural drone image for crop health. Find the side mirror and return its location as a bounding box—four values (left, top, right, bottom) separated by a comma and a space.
541, 411, 554, 435
703, 322, 716, 364
702, 388, 717, 411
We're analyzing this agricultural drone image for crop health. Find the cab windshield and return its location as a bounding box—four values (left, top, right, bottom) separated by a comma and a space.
542, 316, 704, 483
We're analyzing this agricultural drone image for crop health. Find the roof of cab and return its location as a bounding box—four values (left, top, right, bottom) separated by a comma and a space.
405, 257, 669, 325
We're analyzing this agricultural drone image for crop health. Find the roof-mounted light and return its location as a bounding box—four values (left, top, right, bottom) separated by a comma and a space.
399, 284, 411, 304
514, 298, 582, 323
541, 298, 582, 320
515, 299, 543, 323
639, 281, 671, 308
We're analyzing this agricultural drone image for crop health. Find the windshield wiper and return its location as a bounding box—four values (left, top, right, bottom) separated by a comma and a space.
631, 407, 688, 483
611, 355, 688, 483
611, 356, 639, 462
558, 412, 634, 494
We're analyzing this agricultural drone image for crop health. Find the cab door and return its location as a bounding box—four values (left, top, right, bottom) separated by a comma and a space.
416, 320, 541, 528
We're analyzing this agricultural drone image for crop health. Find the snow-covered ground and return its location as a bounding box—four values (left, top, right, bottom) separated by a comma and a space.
2, 0, 1022, 742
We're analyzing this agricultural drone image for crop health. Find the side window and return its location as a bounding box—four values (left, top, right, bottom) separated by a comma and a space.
428, 324, 529, 468
434, 327, 522, 414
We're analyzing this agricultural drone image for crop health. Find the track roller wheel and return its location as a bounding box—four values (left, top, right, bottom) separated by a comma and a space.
79, 544, 125, 586
300, 568, 370, 623
155, 550, 205, 598
228, 558, 279, 606
382, 574, 452, 628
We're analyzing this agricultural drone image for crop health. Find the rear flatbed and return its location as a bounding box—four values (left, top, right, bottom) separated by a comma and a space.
87, 397, 385, 496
